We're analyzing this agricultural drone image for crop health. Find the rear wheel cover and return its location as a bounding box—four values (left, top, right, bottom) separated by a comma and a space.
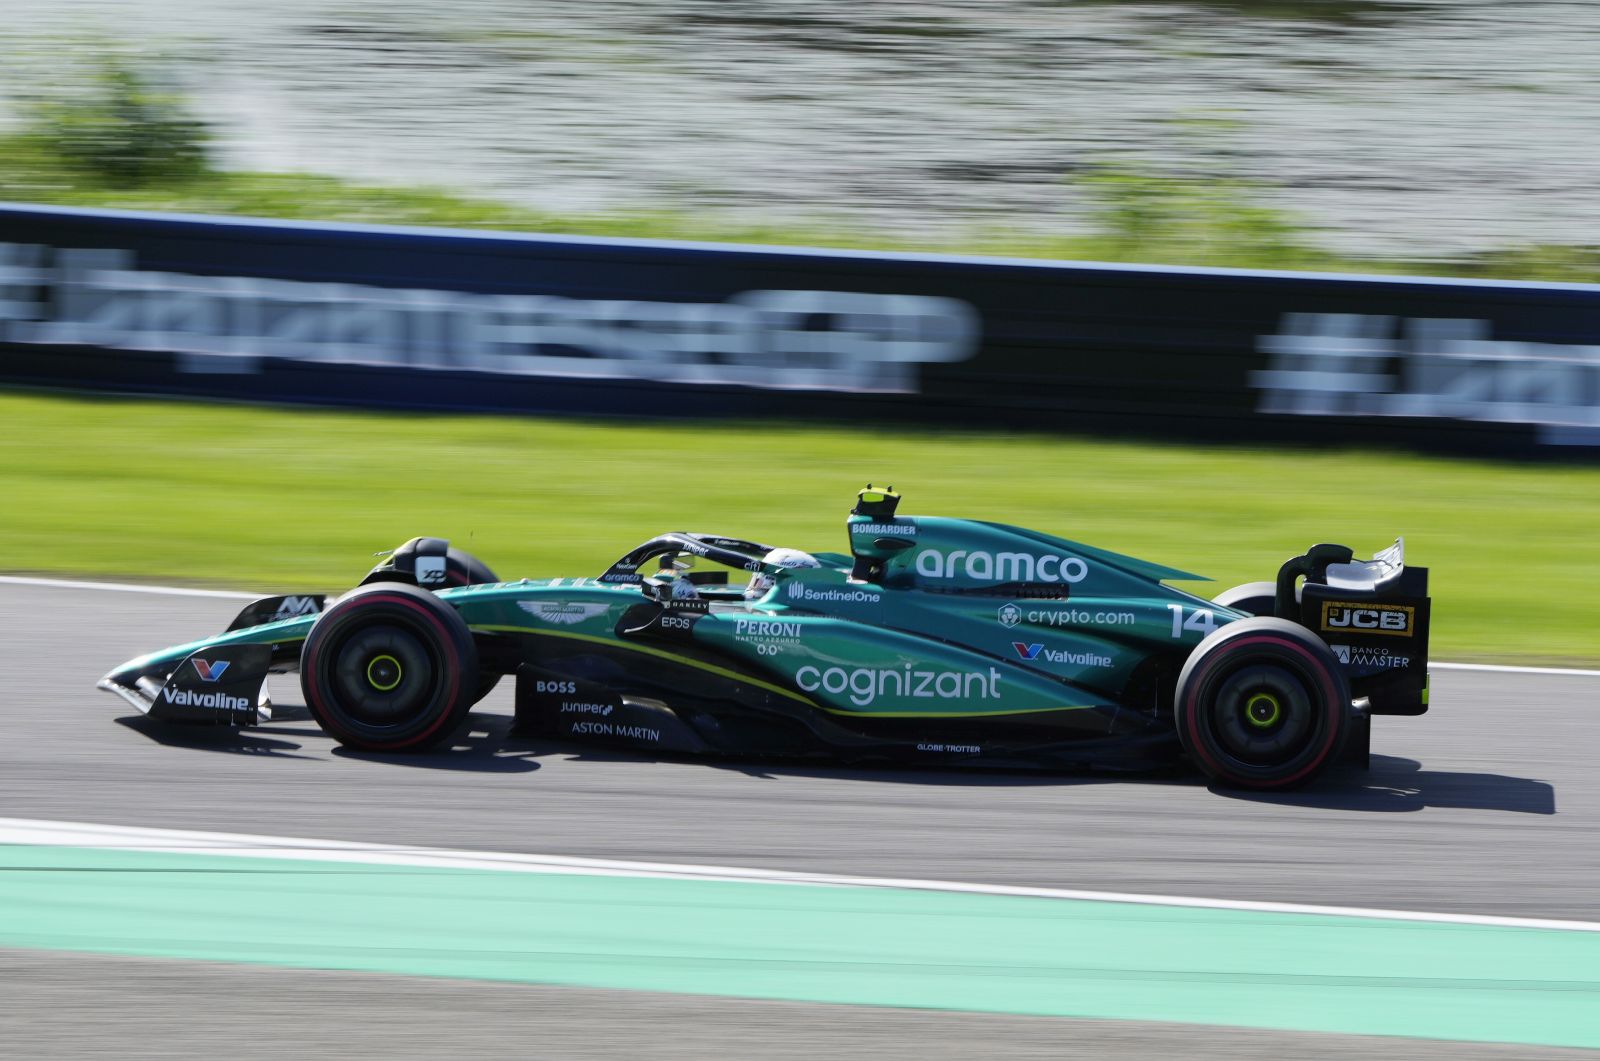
1176, 619, 1349, 790
301, 583, 477, 751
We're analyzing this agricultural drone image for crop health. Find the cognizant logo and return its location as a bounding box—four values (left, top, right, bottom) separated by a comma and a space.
795, 665, 1002, 707
915, 549, 1087, 584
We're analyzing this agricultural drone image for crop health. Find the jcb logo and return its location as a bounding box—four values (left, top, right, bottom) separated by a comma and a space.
1320, 601, 1414, 637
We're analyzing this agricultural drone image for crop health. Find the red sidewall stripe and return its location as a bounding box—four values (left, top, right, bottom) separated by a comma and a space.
1182, 634, 1345, 787
304, 593, 467, 750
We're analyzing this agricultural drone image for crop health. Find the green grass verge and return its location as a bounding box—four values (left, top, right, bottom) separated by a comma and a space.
2, 390, 1595, 663
4, 132, 1599, 283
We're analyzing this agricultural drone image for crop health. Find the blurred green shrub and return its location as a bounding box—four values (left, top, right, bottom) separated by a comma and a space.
25, 54, 211, 187
1075, 163, 1325, 270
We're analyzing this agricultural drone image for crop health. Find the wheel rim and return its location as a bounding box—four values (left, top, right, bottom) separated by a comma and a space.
1208, 663, 1315, 765
329, 625, 436, 728
1245, 692, 1282, 728
366, 654, 403, 692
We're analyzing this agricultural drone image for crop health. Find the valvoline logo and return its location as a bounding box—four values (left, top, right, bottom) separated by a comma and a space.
1012, 642, 1044, 661
191, 658, 231, 682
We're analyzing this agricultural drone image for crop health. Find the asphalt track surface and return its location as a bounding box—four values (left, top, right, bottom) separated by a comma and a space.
3, 581, 1597, 1059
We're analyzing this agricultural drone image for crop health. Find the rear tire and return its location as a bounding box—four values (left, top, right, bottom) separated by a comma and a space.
1213, 580, 1277, 618
1175, 617, 1351, 790
301, 582, 478, 752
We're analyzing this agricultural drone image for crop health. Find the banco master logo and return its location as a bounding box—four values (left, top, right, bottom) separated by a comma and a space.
796, 665, 1002, 708
1320, 601, 1415, 637
1332, 644, 1411, 669
915, 549, 1087, 584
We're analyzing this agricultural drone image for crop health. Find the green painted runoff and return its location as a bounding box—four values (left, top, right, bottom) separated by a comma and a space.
0, 844, 1595, 1048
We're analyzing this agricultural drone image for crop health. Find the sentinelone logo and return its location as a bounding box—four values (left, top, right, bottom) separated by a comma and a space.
0, 241, 980, 394
1254, 313, 1600, 443
787, 582, 880, 604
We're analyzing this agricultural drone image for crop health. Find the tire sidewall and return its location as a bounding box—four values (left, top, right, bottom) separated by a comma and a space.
1176, 617, 1350, 789
1212, 580, 1279, 618
300, 582, 478, 751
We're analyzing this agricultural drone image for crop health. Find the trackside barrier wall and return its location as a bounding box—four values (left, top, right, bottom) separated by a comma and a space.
2, 203, 1598, 457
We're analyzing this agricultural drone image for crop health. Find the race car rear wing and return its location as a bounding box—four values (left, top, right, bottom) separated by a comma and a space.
1277, 539, 1431, 716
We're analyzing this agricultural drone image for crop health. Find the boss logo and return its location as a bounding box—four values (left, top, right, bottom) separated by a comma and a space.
1320, 601, 1414, 637
535, 679, 577, 694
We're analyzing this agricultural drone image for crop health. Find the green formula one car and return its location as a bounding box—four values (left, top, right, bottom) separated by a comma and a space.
100, 487, 1432, 790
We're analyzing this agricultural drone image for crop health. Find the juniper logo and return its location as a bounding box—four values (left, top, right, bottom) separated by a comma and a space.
560, 701, 614, 716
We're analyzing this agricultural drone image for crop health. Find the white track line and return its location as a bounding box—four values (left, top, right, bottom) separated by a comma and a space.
1431, 661, 1600, 677
0, 575, 257, 599
2, 817, 1597, 934
5, 574, 1597, 677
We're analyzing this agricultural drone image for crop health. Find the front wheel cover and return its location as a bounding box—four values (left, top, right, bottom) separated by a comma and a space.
300, 582, 478, 751
1175, 618, 1350, 790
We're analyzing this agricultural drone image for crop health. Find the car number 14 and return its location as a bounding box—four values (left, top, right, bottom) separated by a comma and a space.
1167, 604, 1216, 639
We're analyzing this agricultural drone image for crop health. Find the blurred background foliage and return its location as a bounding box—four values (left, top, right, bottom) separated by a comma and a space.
1, 45, 1596, 283
16, 52, 209, 187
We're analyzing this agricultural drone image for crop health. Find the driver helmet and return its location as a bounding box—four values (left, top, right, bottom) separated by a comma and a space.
744, 547, 820, 600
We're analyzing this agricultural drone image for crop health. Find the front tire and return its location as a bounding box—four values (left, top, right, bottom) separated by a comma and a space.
1175, 617, 1351, 790
300, 582, 478, 752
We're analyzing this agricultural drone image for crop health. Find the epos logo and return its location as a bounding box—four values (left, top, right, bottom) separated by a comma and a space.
1319, 601, 1415, 637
